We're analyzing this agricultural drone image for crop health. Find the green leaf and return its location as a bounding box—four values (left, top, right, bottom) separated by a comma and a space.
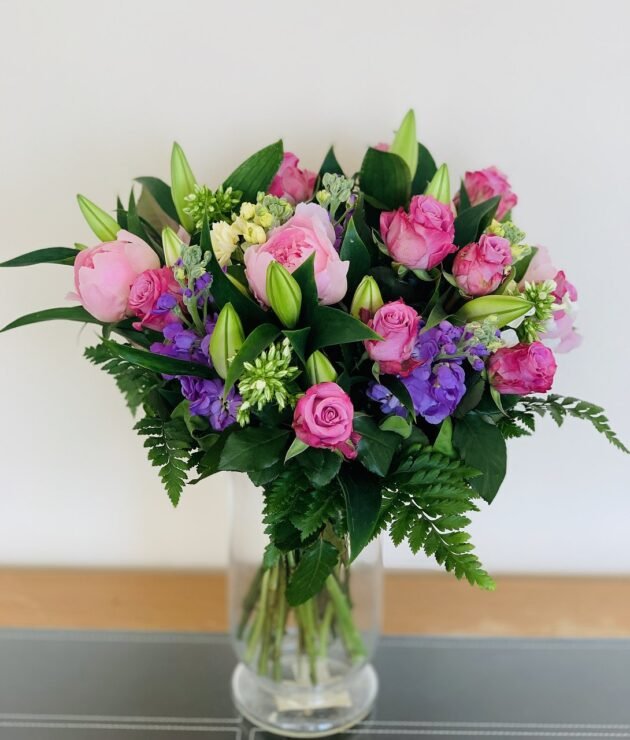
223, 323, 280, 394
223, 140, 284, 203
378, 376, 416, 421
171, 399, 210, 438
379, 415, 412, 437
104, 340, 213, 379
0, 247, 78, 267
359, 147, 411, 210
283, 327, 310, 364
433, 417, 455, 457
340, 217, 372, 293
339, 467, 383, 561
354, 415, 400, 476
453, 196, 501, 247
1, 305, 103, 333
218, 427, 291, 472
285, 436, 309, 462
455, 375, 486, 418
286, 539, 339, 607
309, 306, 380, 351
411, 143, 437, 195
192, 433, 228, 481
318, 146, 344, 177
457, 180, 471, 211
513, 246, 539, 283
296, 448, 342, 487
291, 253, 318, 321
453, 414, 507, 503
135, 176, 178, 222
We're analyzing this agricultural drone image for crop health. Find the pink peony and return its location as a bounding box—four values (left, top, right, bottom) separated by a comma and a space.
458, 166, 518, 220
72, 230, 160, 323
244, 203, 348, 306
293, 382, 360, 459
453, 234, 512, 296
128, 267, 181, 331
380, 195, 456, 271
488, 342, 557, 395
365, 299, 420, 376
268, 152, 317, 205
521, 246, 581, 353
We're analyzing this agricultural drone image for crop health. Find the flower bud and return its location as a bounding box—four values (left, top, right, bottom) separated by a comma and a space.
76, 195, 119, 242
350, 275, 384, 319
390, 109, 418, 177
266, 261, 302, 328
170, 142, 197, 233
455, 295, 533, 327
305, 351, 338, 385
209, 303, 245, 379
424, 163, 451, 205
162, 227, 184, 267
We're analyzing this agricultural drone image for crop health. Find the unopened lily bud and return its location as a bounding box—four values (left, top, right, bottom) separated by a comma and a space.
350, 275, 384, 319
266, 261, 302, 328
305, 351, 338, 385
425, 163, 451, 205
390, 109, 418, 177
170, 142, 197, 233
209, 303, 245, 379
162, 227, 185, 267
455, 295, 533, 327
76, 195, 119, 242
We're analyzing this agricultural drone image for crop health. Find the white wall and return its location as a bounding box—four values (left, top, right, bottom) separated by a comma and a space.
0, 0, 628, 573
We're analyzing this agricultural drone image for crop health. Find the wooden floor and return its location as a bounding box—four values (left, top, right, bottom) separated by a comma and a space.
1, 569, 630, 637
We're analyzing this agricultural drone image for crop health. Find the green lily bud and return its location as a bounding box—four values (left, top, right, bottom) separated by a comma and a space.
226, 273, 251, 298
162, 227, 184, 267
424, 163, 451, 204
76, 194, 119, 242
350, 275, 384, 319
455, 295, 533, 327
390, 109, 418, 177
266, 261, 302, 328
170, 142, 197, 233
209, 303, 245, 379
306, 350, 338, 385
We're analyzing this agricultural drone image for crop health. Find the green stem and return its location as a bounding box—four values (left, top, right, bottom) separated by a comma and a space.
257, 564, 278, 676
318, 601, 335, 658
244, 568, 270, 664
272, 563, 288, 681
237, 566, 264, 639
326, 574, 366, 661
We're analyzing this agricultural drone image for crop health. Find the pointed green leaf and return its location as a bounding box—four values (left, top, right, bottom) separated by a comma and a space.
339, 467, 383, 561
354, 415, 400, 476
218, 427, 291, 472
0, 247, 78, 267
285, 437, 309, 462
135, 176, 178, 222
223, 140, 284, 203
104, 340, 213, 379
453, 414, 507, 503
224, 323, 280, 394
454, 196, 501, 247
318, 146, 344, 177
1, 305, 102, 332
411, 143, 437, 195
340, 217, 372, 293
309, 306, 380, 351
286, 539, 339, 607
291, 253, 318, 321
359, 147, 411, 210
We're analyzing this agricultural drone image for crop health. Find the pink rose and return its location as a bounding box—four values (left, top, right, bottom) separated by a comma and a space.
380, 195, 456, 270
458, 166, 518, 221
488, 342, 557, 395
520, 246, 581, 353
293, 382, 360, 459
244, 203, 348, 306
72, 230, 160, 323
453, 234, 512, 296
128, 267, 181, 331
365, 299, 421, 376
268, 152, 317, 205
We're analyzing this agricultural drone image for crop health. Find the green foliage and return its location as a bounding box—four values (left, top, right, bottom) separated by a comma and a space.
453, 196, 500, 247
340, 218, 372, 293
309, 306, 381, 351
354, 415, 401, 476
411, 143, 437, 195
84, 343, 161, 415
291, 253, 318, 322
223, 323, 280, 395
1, 305, 102, 333
339, 467, 382, 561
318, 146, 344, 178
359, 147, 411, 210
135, 176, 178, 222
452, 414, 507, 503
218, 427, 291, 472
286, 539, 339, 607
103, 339, 213, 379
223, 140, 284, 204
134, 416, 194, 506
0, 247, 78, 267
384, 448, 494, 589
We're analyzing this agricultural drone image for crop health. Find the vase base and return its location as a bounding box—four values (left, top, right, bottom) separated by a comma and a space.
231, 660, 378, 738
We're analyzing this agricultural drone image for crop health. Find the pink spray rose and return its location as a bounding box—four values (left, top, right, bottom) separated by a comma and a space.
380, 195, 457, 271
458, 166, 518, 221
268, 152, 317, 205
128, 267, 181, 331
488, 342, 557, 395
520, 246, 581, 353
244, 203, 348, 306
292, 382, 360, 459
365, 299, 421, 376
72, 230, 160, 323
453, 234, 512, 296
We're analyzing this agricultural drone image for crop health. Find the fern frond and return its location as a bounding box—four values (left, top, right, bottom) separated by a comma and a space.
134, 416, 194, 505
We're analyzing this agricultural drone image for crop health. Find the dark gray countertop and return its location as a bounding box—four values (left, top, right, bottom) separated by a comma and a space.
0, 630, 629, 738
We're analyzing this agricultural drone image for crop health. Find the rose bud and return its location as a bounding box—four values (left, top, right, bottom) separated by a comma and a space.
209, 303, 245, 379
305, 351, 338, 385
170, 142, 197, 233
457, 166, 518, 221
266, 260, 302, 328
76, 194, 119, 242
365, 299, 421, 376
453, 234, 512, 296
350, 275, 384, 320
424, 163, 451, 205
488, 342, 557, 395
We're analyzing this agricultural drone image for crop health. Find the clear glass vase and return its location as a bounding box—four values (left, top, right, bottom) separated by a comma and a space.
228, 473, 382, 738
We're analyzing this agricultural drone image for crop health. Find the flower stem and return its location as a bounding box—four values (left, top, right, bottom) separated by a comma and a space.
326, 574, 366, 661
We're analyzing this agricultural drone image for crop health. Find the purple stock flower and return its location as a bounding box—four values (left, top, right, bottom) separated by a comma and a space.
402, 361, 466, 424
179, 376, 241, 431
367, 382, 406, 417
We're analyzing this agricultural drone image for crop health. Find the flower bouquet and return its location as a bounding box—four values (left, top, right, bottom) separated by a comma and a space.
2, 110, 626, 737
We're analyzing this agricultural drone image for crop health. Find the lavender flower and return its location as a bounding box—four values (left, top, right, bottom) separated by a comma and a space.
367, 382, 406, 417
179, 376, 241, 431
402, 361, 466, 424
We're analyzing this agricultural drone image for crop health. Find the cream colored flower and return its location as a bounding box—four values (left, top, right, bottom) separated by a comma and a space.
233, 216, 266, 245
210, 221, 239, 267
